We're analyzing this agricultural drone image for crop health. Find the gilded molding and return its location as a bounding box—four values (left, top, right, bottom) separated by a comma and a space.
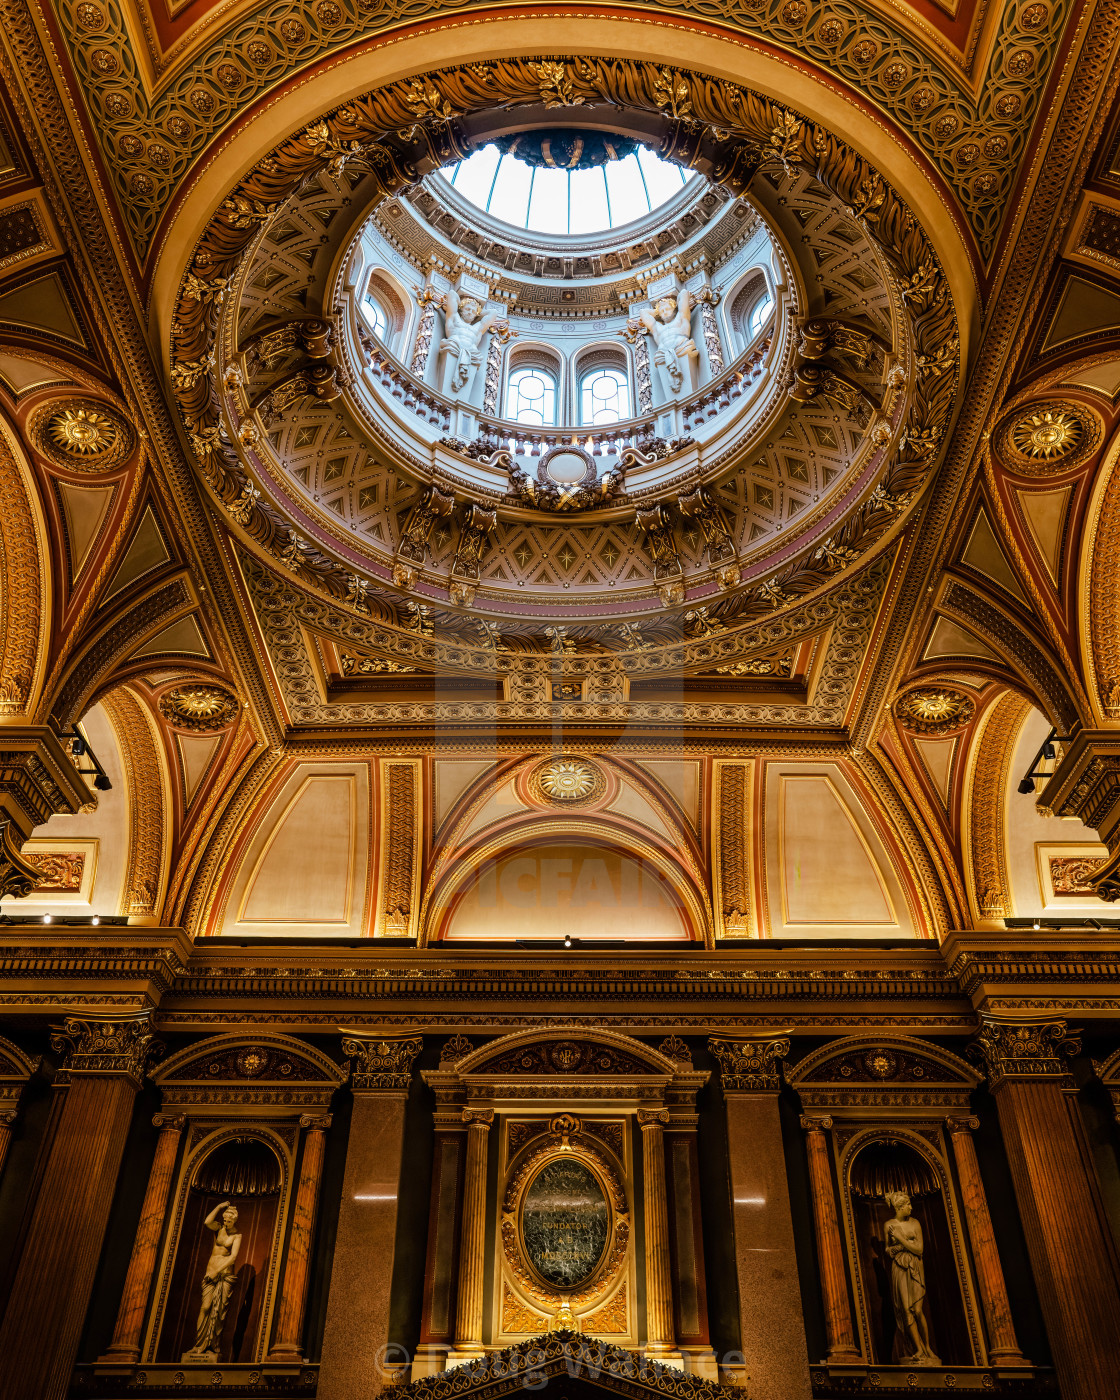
0, 425, 46, 720
964, 690, 1029, 923
101, 686, 168, 918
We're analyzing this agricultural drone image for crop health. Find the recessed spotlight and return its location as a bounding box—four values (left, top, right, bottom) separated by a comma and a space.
91, 915, 100, 926
42, 913, 52, 924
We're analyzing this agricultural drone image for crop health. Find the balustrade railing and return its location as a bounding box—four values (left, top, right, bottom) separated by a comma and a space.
362, 326, 773, 462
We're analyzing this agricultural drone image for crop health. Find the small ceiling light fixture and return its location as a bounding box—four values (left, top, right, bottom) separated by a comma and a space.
91, 914, 100, 926
42, 913, 52, 924
564, 935, 572, 948
1017, 777, 1036, 794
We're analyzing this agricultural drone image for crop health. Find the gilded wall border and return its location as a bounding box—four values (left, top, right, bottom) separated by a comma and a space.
52, 0, 1069, 258
962, 689, 1029, 923
1082, 429, 1120, 720
0, 416, 48, 718
374, 756, 421, 939
101, 683, 170, 918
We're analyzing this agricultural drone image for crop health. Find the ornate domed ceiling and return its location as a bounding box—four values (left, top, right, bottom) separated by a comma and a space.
171, 58, 959, 734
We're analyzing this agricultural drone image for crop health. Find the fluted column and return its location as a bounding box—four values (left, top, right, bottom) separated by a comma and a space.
0, 1109, 16, 1179
99, 1113, 185, 1364
709, 1037, 811, 1400
945, 1115, 1027, 1366
452, 1107, 494, 1358
318, 1034, 421, 1400
970, 1017, 1120, 1400
0, 1012, 160, 1400
268, 1114, 332, 1362
799, 1116, 862, 1364
638, 1107, 676, 1356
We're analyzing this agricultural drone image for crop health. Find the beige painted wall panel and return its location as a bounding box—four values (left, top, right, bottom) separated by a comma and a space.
459, 778, 527, 842
18, 703, 128, 916
434, 759, 495, 828
633, 759, 701, 828
605, 779, 673, 839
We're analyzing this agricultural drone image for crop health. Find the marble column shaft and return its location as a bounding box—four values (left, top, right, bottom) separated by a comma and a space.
946, 1117, 1027, 1366
973, 1019, 1120, 1400
709, 1037, 811, 1400
799, 1117, 862, 1364
318, 1033, 420, 1400
639, 1108, 675, 1354
454, 1108, 493, 1353
268, 1114, 332, 1362
0, 1075, 141, 1400
100, 1114, 186, 1364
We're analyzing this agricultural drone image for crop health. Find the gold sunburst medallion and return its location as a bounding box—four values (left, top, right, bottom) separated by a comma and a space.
995, 399, 1101, 476
894, 687, 974, 735
540, 759, 597, 802
29, 397, 134, 472
158, 684, 240, 732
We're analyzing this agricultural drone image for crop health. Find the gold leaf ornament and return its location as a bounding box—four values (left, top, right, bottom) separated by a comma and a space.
29, 398, 134, 473
652, 67, 691, 119
402, 78, 455, 123
530, 61, 582, 108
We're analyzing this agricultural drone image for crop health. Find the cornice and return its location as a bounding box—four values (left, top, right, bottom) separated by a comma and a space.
0, 928, 1114, 1028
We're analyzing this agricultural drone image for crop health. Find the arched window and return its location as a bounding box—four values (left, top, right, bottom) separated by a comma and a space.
580, 366, 630, 426
361, 295, 389, 341
748, 292, 774, 338
505, 366, 557, 426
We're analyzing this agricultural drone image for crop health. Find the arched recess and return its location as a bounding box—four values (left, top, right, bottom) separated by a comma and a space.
362, 266, 412, 358
1079, 419, 1120, 722
420, 818, 712, 946
503, 343, 564, 426
0, 409, 50, 719
99, 682, 173, 922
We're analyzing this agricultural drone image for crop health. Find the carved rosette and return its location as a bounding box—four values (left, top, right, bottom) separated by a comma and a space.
525, 755, 606, 809
894, 686, 975, 735
968, 1017, 1081, 1090
157, 684, 240, 731
708, 1036, 790, 1090
28, 398, 135, 473
993, 399, 1103, 476
50, 1012, 163, 1086
343, 1033, 422, 1090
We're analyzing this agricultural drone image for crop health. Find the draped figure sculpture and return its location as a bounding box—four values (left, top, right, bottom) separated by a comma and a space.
637, 291, 697, 396
884, 1191, 940, 1366
440, 289, 502, 395
184, 1201, 241, 1361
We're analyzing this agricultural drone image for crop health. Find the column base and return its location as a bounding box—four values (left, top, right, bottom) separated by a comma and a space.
96, 1345, 141, 1366
643, 1348, 684, 1369
680, 1349, 719, 1380
411, 1344, 452, 1379
989, 1349, 1030, 1368
445, 1349, 487, 1368
265, 1344, 307, 1363
825, 1348, 865, 1365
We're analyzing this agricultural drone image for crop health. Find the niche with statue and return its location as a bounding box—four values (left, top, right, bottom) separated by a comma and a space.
846, 1136, 973, 1367
155, 1134, 287, 1364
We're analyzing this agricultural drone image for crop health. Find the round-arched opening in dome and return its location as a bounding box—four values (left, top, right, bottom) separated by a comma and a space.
439, 141, 697, 236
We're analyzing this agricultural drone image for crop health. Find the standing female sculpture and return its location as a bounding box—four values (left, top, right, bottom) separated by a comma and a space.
884, 1191, 940, 1366
184, 1200, 241, 1361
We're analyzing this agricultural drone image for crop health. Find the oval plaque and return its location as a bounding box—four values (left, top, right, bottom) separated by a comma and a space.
522, 1158, 609, 1289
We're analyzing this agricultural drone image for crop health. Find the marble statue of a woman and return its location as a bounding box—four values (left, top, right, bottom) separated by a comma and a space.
884, 1191, 940, 1366
183, 1200, 241, 1361
638, 291, 697, 395
440, 288, 501, 394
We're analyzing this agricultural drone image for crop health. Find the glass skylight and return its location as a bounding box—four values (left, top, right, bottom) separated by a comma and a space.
440, 144, 696, 236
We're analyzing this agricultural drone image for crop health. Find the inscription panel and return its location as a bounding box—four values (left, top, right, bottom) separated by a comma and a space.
522, 1159, 608, 1289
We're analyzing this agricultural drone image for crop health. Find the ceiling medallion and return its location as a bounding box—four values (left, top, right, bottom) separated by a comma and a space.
994, 399, 1102, 476
158, 683, 240, 731
894, 686, 975, 735
29, 398, 134, 472
530, 756, 606, 807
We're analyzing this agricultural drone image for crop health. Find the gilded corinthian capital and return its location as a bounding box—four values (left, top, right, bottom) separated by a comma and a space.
707, 1036, 790, 1091
49, 1011, 163, 1086
967, 1017, 1081, 1090
342, 1033, 422, 1091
